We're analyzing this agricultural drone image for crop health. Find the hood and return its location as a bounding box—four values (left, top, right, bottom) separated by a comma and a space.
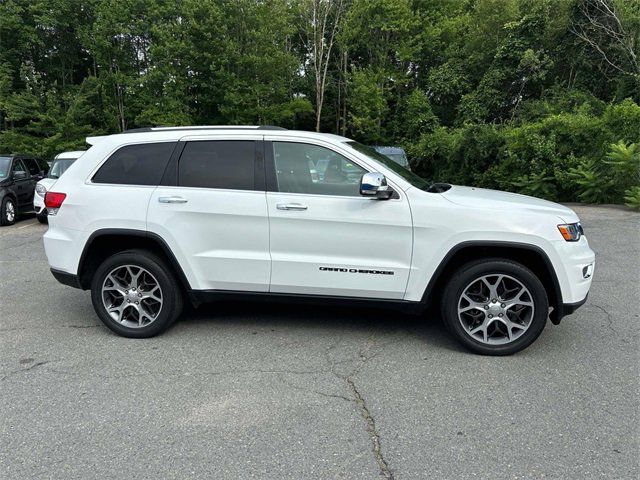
37, 178, 57, 190
440, 185, 577, 223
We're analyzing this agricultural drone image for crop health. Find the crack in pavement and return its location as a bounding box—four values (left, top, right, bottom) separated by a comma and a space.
2, 319, 397, 477
590, 303, 617, 333
347, 377, 394, 479
280, 379, 353, 403
0, 361, 49, 381
321, 334, 395, 479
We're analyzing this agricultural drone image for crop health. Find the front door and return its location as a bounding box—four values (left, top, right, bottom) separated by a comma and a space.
11, 159, 33, 208
147, 137, 271, 292
22, 158, 43, 207
265, 140, 413, 300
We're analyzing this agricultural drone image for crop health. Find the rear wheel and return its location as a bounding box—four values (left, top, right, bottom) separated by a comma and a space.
1, 197, 16, 226
441, 259, 548, 355
91, 250, 183, 338
36, 211, 48, 224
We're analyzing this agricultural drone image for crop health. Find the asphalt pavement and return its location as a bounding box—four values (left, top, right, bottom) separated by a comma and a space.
0, 205, 638, 479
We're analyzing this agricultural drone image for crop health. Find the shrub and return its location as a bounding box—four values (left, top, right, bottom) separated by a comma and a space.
624, 186, 640, 210
511, 171, 556, 200
604, 141, 640, 194
406, 98, 640, 207
568, 158, 617, 204
602, 100, 640, 144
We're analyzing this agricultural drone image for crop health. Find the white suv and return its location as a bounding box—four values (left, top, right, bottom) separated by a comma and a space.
43, 126, 595, 355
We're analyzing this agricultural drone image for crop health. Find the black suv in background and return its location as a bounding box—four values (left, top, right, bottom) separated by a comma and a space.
0, 154, 49, 226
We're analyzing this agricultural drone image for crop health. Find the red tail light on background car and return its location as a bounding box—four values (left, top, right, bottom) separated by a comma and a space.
44, 192, 67, 215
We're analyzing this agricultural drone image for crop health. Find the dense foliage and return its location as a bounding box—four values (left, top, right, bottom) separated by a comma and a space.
1, 0, 638, 206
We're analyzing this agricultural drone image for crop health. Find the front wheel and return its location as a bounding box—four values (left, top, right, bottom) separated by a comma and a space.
91, 250, 183, 338
0, 197, 16, 226
441, 259, 548, 355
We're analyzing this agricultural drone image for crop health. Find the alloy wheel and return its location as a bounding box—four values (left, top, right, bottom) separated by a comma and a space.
6, 201, 15, 222
101, 265, 163, 328
457, 274, 535, 345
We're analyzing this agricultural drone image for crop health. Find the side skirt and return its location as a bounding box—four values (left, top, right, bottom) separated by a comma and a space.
189, 289, 426, 315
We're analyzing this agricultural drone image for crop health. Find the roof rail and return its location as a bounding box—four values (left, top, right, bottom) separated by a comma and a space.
121, 125, 287, 134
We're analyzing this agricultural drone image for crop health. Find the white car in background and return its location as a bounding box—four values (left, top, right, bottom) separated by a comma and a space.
34, 151, 84, 223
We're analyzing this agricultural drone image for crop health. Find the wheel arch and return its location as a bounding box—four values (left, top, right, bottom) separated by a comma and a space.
421, 241, 563, 323
77, 229, 192, 295
1, 190, 17, 204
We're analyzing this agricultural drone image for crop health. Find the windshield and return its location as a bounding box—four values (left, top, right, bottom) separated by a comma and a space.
0, 157, 11, 179
346, 142, 430, 190
48, 158, 76, 179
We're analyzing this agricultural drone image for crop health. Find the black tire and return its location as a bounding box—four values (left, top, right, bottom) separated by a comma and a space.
0, 197, 17, 226
441, 258, 548, 355
91, 249, 183, 338
36, 211, 48, 224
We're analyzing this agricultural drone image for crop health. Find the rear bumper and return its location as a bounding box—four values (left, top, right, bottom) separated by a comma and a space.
44, 225, 85, 274
50, 268, 82, 289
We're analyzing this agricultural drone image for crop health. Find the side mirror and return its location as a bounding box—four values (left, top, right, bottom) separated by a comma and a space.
360, 172, 393, 200
13, 170, 27, 180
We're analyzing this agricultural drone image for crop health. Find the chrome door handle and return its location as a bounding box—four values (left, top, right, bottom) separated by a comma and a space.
158, 196, 188, 204
276, 203, 308, 211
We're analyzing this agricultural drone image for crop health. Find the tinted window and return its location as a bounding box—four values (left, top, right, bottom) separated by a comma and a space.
273, 142, 366, 196
178, 141, 255, 190
23, 158, 40, 175
93, 142, 176, 185
0, 157, 10, 179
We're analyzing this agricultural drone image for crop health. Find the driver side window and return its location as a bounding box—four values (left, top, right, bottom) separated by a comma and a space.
272, 142, 366, 197
12, 159, 27, 177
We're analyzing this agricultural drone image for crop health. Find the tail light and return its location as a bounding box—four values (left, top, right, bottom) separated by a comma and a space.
44, 192, 67, 215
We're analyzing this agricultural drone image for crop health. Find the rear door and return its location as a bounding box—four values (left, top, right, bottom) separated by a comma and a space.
147, 136, 270, 292
265, 139, 413, 300
89, 142, 177, 233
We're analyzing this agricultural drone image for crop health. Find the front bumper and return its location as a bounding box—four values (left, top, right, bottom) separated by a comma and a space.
560, 295, 589, 315
33, 193, 46, 214
552, 295, 589, 324
549, 236, 595, 323
552, 237, 595, 302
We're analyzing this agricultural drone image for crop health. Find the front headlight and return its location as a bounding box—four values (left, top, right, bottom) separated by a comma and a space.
35, 183, 47, 197
557, 222, 583, 242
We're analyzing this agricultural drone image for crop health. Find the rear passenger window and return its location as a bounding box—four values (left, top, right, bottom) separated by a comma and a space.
178, 141, 255, 190
93, 142, 176, 185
